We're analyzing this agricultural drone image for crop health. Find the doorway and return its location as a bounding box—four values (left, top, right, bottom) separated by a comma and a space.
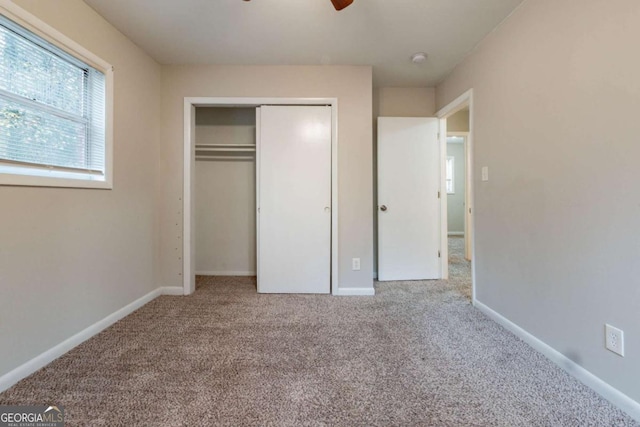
446, 130, 470, 261
183, 97, 339, 296
437, 89, 476, 303
446, 134, 466, 241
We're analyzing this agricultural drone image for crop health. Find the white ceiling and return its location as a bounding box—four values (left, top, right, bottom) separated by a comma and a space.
83, 0, 524, 87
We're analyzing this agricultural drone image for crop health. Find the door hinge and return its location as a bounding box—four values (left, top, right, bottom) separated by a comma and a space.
438, 250, 441, 258
438, 191, 441, 199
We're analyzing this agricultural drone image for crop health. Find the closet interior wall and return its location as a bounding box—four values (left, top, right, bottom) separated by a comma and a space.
194, 107, 257, 276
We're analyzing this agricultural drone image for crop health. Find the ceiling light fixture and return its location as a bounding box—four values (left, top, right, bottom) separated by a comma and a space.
411, 52, 428, 64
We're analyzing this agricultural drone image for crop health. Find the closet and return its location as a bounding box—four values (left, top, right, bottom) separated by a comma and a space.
193, 105, 332, 294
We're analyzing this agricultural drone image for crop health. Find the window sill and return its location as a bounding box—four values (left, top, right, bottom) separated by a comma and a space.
0, 167, 112, 189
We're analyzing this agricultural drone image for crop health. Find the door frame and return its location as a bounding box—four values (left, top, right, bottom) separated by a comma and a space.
436, 89, 476, 304
183, 97, 339, 296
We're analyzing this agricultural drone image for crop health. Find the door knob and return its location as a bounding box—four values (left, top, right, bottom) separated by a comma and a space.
380, 205, 387, 212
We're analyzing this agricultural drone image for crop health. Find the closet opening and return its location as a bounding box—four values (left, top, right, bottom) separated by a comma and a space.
194, 107, 257, 278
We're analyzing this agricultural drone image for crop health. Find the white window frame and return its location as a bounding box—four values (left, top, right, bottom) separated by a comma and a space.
0, 1, 113, 189
446, 155, 455, 194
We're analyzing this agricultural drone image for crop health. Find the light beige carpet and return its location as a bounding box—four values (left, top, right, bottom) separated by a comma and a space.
0, 237, 637, 426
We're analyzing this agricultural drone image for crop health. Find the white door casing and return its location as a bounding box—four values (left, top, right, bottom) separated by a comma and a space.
257, 105, 332, 293
377, 117, 441, 281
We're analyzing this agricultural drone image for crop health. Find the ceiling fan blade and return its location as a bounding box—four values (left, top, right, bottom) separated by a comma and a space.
330, 0, 354, 11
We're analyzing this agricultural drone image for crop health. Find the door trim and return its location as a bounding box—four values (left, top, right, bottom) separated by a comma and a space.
183, 97, 339, 296
436, 88, 476, 304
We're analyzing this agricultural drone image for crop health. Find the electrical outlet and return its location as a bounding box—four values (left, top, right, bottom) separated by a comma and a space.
605, 324, 624, 356
352, 258, 361, 271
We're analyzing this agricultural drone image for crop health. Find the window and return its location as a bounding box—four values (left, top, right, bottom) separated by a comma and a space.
446, 156, 455, 194
0, 7, 112, 188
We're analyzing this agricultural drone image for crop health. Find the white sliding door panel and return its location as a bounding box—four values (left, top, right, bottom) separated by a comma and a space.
258, 106, 331, 294
378, 117, 441, 281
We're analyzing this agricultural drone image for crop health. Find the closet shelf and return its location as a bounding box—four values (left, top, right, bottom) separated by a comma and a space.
196, 156, 253, 161
195, 144, 256, 152
195, 144, 255, 161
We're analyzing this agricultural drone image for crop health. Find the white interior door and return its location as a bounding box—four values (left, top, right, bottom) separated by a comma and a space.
257, 106, 331, 293
378, 117, 441, 281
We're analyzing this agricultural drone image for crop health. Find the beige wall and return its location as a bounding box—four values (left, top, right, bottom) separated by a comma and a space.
377, 87, 436, 117
448, 109, 469, 132
195, 108, 256, 274
0, 0, 161, 377
437, 0, 640, 403
160, 65, 373, 290
373, 87, 435, 274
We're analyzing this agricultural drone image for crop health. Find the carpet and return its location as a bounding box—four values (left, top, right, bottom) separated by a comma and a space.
0, 237, 637, 426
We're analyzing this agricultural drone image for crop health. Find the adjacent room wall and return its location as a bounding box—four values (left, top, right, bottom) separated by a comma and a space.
0, 0, 161, 377
447, 109, 469, 132
160, 65, 373, 291
373, 87, 436, 276
195, 108, 256, 275
446, 142, 465, 234
436, 0, 640, 404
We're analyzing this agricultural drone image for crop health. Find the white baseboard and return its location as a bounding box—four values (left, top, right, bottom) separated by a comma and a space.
195, 271, 256, 276
0, 287, 163, 393
159, 286, 184, 296
475, 300, 640, 422
336, 287, 376, 296
448, 232, 464, 236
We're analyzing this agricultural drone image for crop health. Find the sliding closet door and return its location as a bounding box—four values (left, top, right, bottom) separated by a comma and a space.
257, 106, 331, 294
